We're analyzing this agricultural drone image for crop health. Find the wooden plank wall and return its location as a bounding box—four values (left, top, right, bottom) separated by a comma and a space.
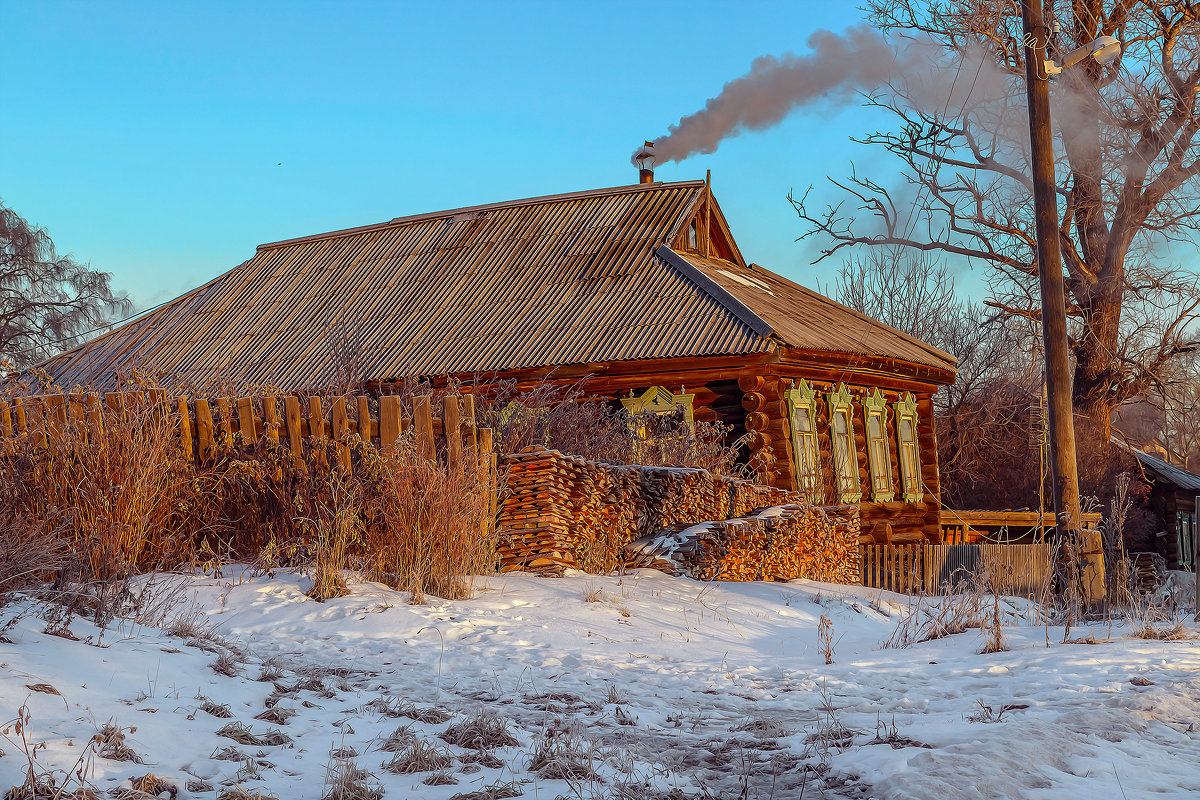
0, 390, 498, 526
861, 543, 1055, 598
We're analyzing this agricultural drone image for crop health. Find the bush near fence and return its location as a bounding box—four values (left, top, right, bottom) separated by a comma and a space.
0, 389, 497, 599
496, 446, 861, 582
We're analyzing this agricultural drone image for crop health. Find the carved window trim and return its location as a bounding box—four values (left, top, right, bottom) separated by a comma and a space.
785, 379, 824, 502
861, 388, 895, 502
621, 386, 695, 439
826, 383, 862, 503
894, 393, 923, 503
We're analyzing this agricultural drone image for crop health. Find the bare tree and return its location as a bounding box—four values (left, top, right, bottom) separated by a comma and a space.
1161, 350, 1200, 468
831, 247, 1035, 415
795, 1, 1200, 432
1, 200, 129, 373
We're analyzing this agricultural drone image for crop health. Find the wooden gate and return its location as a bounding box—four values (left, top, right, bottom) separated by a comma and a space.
861, 543, 1055, 597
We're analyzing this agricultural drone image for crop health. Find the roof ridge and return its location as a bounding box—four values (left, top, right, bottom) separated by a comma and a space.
257, 180, 707, 252
655, 246, 773, 339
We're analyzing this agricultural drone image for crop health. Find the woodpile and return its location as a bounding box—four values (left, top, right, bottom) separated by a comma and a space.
624, 504, 860, 584
495, 446, 838, 577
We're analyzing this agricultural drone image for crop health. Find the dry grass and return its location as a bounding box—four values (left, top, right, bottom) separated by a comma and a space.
368, 696, 452, 723
254, 707, 297, 725
526, 733, 600, 781
448, 780, 523, 800
216, 788, 280, 800
95, 721, 142, 763
439, 709, 518, 751
322, 754, 384, 800
0, 387, 495, 602
199, 698, 233, 718
381, 739, 454, 774
0, 397, 205, 583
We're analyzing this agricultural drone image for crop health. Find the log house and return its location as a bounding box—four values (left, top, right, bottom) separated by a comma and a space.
31, 177, 957, 543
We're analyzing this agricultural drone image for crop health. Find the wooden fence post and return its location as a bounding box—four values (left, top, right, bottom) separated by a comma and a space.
357, 396, 372, 443
461, 394, 477, 459
105, 391, 125, 422
415, 396, 434, 461
13, 398, 27, 436
68, 393, 86, 433
444, 394, 462, 470
284, 395, 304, 470
149, 387, 169, 425
194, 397, 215, 463
379, 396, 402, 454
176, 396, 193, 464
331, 398, 350, 471
478, 426, 495, 536
45, 394, 67, 443
262, 394, 281, 445
85, 392, 104, 442
0, 399, 11, 440
215, 398, 233, 447
238, 396, 258, 447
308, 396, 327, 469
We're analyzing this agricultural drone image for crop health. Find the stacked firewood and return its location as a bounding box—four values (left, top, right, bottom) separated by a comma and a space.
494, 448, 576, 574
496, 447, 805, 575
625, 504, 861, 584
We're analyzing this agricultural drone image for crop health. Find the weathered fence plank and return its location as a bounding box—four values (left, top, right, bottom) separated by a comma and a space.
861, 542, 1055, 598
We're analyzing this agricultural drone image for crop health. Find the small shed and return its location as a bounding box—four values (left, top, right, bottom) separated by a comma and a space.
1121, 444, 1200, 569
34, 177, 957, 543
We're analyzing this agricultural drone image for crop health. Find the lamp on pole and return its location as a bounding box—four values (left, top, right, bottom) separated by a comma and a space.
1019, 2, 1120, 565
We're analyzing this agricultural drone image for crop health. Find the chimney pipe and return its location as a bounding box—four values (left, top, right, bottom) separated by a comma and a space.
635, 141, 656, 184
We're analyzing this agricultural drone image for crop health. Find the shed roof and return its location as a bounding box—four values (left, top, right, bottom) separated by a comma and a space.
1113, 436, 1200, 493
35, 180, 956, 391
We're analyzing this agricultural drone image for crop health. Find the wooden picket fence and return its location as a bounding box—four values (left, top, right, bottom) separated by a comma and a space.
0, 389, 499, 529
861, 543, 1055, 598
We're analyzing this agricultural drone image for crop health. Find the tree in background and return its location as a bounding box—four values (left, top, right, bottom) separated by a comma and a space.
0, 200, 129, 374
796, 1, 1200, 433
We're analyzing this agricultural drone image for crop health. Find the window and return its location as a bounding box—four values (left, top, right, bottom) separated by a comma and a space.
894, 393, 923, 503
861, 388, 895, 502
785, 380, 823, 502
620, 386, 695, 439
826, 383, 862, 503
687, 220, 698, 250
1178, 512, 1195, 570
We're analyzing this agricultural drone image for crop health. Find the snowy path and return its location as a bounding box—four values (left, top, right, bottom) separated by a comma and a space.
2, 569, 1199, 799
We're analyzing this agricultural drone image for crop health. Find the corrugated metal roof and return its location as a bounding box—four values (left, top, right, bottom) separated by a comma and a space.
35, 180, 955, 391
669, 250, 957, 372
1112, 436, 1200, 492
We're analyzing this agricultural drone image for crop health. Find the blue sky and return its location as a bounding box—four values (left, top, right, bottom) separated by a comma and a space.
3, 1, 908, 311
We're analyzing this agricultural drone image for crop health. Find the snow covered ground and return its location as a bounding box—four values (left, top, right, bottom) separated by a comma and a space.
2, 568, 1199, 799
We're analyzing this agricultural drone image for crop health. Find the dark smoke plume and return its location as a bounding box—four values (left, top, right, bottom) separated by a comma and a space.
639, 25, 924, 165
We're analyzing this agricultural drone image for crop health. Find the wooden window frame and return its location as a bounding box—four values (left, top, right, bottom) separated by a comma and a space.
861, 388, 895, 502
785, 379, 824, 502
894, 393, 923, 503
826, 383, 862, 503
621, 386, 695, 439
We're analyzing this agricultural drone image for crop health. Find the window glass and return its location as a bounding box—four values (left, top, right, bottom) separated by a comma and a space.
861, 388, 895, 501
832, 410, 857, 497
893, 394, 923, 503
786, 380, 824, 502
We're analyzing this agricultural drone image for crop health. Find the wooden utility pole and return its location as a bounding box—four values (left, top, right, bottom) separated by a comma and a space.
1021, 0, 1083, 549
